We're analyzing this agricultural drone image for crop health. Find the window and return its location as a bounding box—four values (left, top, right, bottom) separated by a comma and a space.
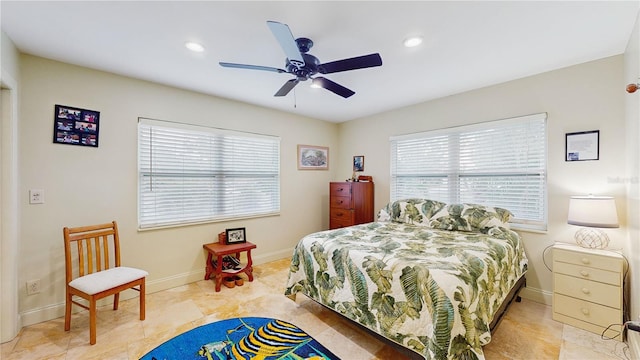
390, 113, 547, 231
138, 118, 280, 229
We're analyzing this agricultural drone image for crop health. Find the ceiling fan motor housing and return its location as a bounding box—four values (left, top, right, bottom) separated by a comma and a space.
286, 53, 320, 80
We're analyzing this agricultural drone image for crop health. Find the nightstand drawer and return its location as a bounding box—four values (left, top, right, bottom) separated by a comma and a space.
330, 196, 352, 209
553, 273, 620, 308
553, 261, 621, 286
554, 248, 622, 272
553, 293, 621, 329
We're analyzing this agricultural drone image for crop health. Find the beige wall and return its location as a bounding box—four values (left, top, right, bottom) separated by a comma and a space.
18, 55, 338, 326
1, 30, 22, 342
337, 55, 628, 304
625, 12, 640, 321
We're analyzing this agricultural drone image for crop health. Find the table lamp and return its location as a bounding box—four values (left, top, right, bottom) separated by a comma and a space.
567, 195, 618, 249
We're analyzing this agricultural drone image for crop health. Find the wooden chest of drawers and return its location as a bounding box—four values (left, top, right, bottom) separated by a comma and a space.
329, 181, 374, 229
552, 243, 625, 339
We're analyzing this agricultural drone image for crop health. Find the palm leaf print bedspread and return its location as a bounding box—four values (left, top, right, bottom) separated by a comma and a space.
284, 221, 527, 360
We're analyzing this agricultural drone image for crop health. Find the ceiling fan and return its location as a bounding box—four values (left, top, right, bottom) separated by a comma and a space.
219, 21, 383, 98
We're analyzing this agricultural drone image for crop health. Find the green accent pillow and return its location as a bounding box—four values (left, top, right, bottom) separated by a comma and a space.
429, 203, 513, 233
377, 199, 447, 225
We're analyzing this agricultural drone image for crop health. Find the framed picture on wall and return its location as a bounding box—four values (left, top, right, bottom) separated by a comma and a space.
297, 144, 329, 170
53, 104, 100, 147
566, 130, 599, 161
353, 155, 364, 172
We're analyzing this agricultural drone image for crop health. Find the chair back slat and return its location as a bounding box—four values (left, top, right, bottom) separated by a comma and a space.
63, 221, 121, 284
101, 235, 110, 270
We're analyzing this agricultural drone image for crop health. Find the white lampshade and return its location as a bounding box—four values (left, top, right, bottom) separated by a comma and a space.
567, 195, 619, 228
568, 195, 618, 249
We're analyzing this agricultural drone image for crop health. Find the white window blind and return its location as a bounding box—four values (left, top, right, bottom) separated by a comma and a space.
390, 113, 547, 231
138, 118, 280, 229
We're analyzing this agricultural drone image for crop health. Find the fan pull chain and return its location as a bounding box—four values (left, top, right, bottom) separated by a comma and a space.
293, 88, 297, 108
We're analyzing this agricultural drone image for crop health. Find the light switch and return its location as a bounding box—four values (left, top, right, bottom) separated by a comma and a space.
29, 189, 44, 204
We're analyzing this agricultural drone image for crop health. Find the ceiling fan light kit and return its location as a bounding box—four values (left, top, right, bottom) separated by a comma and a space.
219, 21, 383, 98
185, 41, 205, 52
403, 36, 423, 48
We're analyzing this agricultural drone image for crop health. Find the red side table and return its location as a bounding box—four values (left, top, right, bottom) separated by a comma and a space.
203, 241, 256, 292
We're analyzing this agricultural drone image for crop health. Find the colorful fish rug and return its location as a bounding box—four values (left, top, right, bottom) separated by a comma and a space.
140, 317, 340, 360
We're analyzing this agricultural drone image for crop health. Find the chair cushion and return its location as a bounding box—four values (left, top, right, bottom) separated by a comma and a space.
69, 267, 148, 295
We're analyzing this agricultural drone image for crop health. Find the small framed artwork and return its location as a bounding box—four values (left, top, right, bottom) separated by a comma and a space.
353, 155, 364, 172
566, 130, 599, 161
53, 104, 100, 147
297, 144, 329, 170
225, 227, 246, 244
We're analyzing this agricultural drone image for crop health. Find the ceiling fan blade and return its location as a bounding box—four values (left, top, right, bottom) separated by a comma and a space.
274, 79, 300, 97
219, 62, 287, 73
312, 77, 355, 98
319, 53, 382, 74
266, 21, 305, 67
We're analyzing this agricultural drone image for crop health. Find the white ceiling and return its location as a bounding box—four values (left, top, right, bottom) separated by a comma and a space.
2, 1, 638, 123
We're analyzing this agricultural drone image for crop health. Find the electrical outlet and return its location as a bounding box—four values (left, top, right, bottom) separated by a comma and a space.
29, 189, 44, 204
26, 279, 41, 295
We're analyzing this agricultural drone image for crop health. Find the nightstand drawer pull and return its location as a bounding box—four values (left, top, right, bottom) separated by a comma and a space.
581, 288, 590, 294
580, 270, 589, 277
581, 257, 590, 265
581, 308, 590, 315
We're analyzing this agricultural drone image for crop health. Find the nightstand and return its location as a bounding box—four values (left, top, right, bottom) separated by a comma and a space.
203, 241, 256, 292
552, 243, 625, 339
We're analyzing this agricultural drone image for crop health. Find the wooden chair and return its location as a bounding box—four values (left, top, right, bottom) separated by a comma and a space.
63, 221, 147, 345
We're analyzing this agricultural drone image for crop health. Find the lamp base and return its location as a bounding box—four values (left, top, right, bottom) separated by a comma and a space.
574, 227, 609, 249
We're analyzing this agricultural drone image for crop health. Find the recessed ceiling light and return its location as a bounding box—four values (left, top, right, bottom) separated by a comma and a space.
403, 36, 423, 48
185, 41, 205, 52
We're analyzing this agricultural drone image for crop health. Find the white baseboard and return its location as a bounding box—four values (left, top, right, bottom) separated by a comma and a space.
20, 250, 293, 327
20, 268, 204, 327
519, 286, 553, 305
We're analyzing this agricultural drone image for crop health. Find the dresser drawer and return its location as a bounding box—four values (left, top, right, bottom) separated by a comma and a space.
330, 183, 352, 197
553, 261, 621, 286
330, 217, 354, 229
553, 273, 620, 308
330, 208, 354, 222
330, 196, 352, 209
553, 293, 621, 329
554, 248, 623, 272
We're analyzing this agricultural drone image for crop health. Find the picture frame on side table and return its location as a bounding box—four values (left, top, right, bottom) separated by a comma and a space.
225, 227, 246, 244
297, 144, 329, 170
566, 130, 599, 161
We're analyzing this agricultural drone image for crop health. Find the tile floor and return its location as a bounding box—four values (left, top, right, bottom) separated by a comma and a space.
0, 257, 632, 359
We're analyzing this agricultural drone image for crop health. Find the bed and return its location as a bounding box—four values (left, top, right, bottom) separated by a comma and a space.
284, 199, 527, 360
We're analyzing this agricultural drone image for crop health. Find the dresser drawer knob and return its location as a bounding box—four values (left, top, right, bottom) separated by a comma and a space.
581, 308, 590, 315
581, 257, 590, 265
581, 288, 590, 294
580, 270, 590, 277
